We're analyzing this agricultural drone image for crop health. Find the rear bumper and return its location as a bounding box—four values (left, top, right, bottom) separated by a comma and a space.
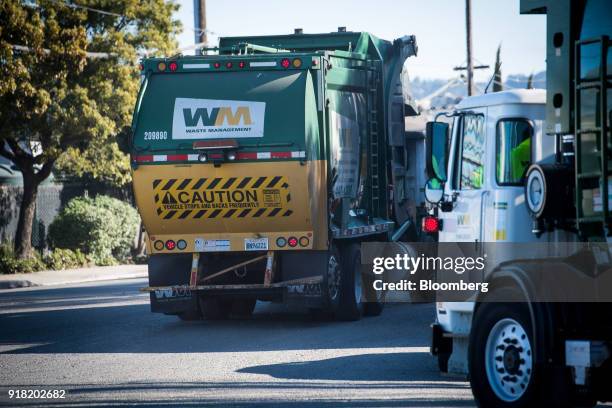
143, 277, 324, 313
145, 251, 328, 314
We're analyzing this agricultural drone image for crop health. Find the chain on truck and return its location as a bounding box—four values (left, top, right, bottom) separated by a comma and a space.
425, 1, 612, 406
129, 29, 426, 321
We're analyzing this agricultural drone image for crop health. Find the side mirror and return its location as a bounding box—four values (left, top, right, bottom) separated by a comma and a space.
425, 121, 449, 182
424, 178, 444, 204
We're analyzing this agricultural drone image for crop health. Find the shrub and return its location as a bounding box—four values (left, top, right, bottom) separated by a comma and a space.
44, 248, 90, 270
0, 243, 46, 274
48, 195, 140, 265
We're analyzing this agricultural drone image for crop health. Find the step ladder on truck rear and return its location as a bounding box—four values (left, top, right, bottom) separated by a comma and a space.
128, 29, 425, 321
426, 1, 612, 406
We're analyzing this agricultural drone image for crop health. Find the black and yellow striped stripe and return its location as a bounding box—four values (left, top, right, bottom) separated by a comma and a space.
152, 176, 292, 220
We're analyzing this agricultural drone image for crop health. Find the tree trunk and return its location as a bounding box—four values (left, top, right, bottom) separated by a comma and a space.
15, 171, 39, 259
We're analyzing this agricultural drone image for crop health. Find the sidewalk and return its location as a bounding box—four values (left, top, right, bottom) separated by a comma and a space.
0, 264, 147, 289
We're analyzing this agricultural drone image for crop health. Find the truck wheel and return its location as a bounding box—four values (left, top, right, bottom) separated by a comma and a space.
199, 297, 230, 320
469, 302, 538, 407
335, 244, 365, 321
321, 245, 342, 315
230, 299, 256, 317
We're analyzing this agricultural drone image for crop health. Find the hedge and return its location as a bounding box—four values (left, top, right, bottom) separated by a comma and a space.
48, 195, 140, 265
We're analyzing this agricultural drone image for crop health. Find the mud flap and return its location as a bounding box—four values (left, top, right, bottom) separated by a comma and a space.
148, 253, 197, 314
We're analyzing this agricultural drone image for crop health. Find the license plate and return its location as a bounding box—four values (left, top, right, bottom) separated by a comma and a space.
244, 237, 268, 251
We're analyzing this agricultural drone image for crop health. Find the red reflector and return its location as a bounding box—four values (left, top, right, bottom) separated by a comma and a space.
226, 62, 233, 69
270, 151, 292, 159
169, 61, 178, 71
281, 58, 291, 69
236, 152, 257, 160
165, 240, 176, 250
133, 155, 153, 163
288, 237, 298, 247
422, 216, 440, 234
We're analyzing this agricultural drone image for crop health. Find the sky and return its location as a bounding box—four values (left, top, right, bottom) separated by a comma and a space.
174, 0, 546, 82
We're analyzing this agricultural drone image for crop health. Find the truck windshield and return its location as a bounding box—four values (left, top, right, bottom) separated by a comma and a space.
132, 70, 309, 151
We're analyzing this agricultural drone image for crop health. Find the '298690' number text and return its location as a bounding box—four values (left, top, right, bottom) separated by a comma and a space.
144, 131, 168, 140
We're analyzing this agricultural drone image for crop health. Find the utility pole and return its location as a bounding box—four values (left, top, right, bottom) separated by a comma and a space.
454, 0, 489, 96
465, 0, 474, 96
193, 0, 207, 55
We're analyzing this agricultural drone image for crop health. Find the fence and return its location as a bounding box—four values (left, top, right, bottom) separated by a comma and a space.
0, 181, 132, 252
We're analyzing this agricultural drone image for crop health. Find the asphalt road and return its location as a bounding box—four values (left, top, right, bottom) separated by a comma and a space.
0, 278, 474, 407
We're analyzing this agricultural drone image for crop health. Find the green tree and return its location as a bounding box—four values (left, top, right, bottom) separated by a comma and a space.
0, 1, 180, 258
493, 44, 503, 92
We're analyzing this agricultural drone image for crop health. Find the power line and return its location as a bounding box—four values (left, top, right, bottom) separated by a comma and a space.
11, 43, 115, 59
46, 0, 125, 18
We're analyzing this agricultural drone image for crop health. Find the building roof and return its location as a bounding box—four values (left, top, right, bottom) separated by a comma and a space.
456, 89, 546, 109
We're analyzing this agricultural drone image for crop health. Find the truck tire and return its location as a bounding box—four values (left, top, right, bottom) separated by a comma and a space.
469, 301, 540, 407
230, 299, 256, 317
335, 243, 365, 321
199, 297, 230, 320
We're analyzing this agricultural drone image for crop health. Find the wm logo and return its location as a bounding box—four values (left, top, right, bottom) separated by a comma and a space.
183, 107, 252, 127
457, 214, 471, 226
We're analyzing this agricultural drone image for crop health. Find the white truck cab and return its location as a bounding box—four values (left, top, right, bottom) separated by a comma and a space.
430, 89, 550, 375
426, 89, 611, 407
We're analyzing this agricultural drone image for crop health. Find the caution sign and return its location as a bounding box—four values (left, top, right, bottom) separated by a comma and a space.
152, 176, 293, 220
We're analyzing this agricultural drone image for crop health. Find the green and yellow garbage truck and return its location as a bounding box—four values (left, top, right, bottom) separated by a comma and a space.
130, 29, 421, 321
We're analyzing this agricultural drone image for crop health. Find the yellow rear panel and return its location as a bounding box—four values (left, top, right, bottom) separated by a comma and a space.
133, 160, 327, 252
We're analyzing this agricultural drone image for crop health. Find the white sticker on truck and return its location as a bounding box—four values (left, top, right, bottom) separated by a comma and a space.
195, 238, 230, 252
244, 237, 268, 251
172, 98, 265, 140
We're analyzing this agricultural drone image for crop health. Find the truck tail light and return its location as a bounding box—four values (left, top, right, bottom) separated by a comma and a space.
281, 58, 291, 69
292, 58, 302, 68
276, 237, 287, 248
288, 237, 298, 247
165, 240, 176, 250
169, 61, 178, 71
157, 62, 167, 71
422, 216, 440, 234
299, 236, 309, 247
239, 61, 246, 69
154, 240, 164, 250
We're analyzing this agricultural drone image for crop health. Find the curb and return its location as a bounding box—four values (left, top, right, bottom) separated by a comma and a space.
0, 266, 147, 290
0, 280, 39, 290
